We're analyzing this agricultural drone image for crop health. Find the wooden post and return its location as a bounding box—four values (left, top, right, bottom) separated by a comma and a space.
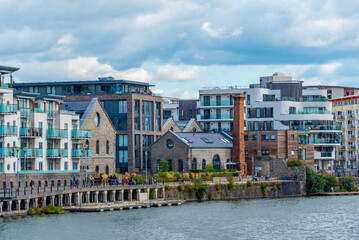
17, 99, 20, 110
10, 73, 13, 88
32, 101, 35, 111
44, 102, 46, 112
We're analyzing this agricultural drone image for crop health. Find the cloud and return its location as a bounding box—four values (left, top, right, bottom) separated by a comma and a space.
157, 64, 206, 81
202, 22, 242, 39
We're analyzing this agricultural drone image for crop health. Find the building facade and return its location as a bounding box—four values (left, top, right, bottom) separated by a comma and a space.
303, 85, 359, 99
63, 98, 116, 175
331, 95, 359, 169
198, 73, 341, 172
151, 131, 233, 173
14, 78, 163, 173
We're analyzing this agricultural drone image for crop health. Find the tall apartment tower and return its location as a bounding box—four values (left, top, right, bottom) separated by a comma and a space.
232, 94, 246, 175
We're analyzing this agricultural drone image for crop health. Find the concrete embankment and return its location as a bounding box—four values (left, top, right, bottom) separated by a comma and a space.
165, 181, 306, 201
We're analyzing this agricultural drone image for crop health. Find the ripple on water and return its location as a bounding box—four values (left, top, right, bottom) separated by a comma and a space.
0, 196, 359, 240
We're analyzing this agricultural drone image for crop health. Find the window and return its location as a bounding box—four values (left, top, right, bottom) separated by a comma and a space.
105, 165, 109, 174
263, 121, 267, 130
95, 165, 99, 173
64, 162, 68, 170
203, 96, 210, 106
191, 158, 197, 170
270, 121, 274, 130
178, 160, 184, 172
166, 139, 174, 149
247, 95, 250, 105
118, 150, 128, 163
252, 135, 257, 140
245, 150, 248, 156
254, 122, 259, 131
96, 140, 99, 154
270, 135, 276, 140
73, 162, 78, 170
94, 112, 100, 127
256, 108, 261, 118
291, 134, 295, 140
244, 135, 248, 141
202, 159, 206, 170
262, 150, 269, 155
168, 160, 173, 171
261, 135, 269, 140
106, 141, 109, 154
216, 96, 221, 106
213, 155, 221, 169
118, 135, 128, 147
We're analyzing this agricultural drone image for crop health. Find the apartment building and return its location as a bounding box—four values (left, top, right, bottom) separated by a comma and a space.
331, 95, 359, 169
303, 85, 359, 99
14, 78, 163, 173
163, 97, 198, 121
198, 73, 341, 172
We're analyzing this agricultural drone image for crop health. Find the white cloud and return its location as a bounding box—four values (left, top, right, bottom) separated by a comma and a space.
202, 22, 242, 39
157, 64, 206, 81
57, 33, 73, 45
319, 62, 342, 74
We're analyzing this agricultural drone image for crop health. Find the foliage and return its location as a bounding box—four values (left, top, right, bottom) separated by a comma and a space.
339, 176, 356, 192
215, 183, 222, 191
40, 205, 65, 214
174, 172, 181, 178
158, 161, 169, 172
206, 164, 214, 170
177, 185, 184, 191
261, 182, 269, 197
190, 169, 236, 173
305, 167, 326, 194
247, 181, 253, 187
324, 174, 338, 192
207, 192, 214, 200
227, 177, 235, 189
149, 189, 154, 199
28, 207, 41, 215
286, 160, 304, 167
165, 185, 170, 191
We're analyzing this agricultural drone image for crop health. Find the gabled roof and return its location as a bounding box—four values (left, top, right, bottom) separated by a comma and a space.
80, 98, 97, 127
159, 131, 233, 149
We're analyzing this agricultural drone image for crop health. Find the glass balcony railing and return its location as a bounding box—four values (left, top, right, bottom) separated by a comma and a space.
47, 129, 68, 138
47, 149, 68, 158
200, 101, 233, 107
0, 126, 17, 136
72, 149, 92, 157
20, 128, 42, 137
310, 139, 340, 144
71, 130, 92, 139
20, 108, 32, 117
321, 152, 333, 157
203, 127, 232, 132
0, 104, 17, 114
20, 149, 33, 157
287, 110, 331, 115
290, 125, 342, 131
47, 111, 57, 119
20, 149, 43, 158
300, 97, 329, 102
201, 114, 233, 120
0, 148, 9, 157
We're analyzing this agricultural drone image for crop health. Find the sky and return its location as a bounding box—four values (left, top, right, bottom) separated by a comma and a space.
2, 0, 359, 99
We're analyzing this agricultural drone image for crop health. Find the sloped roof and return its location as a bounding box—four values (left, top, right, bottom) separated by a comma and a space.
80, 98, 97, 127
62, 101, 91, 113
171, 131, 232, 149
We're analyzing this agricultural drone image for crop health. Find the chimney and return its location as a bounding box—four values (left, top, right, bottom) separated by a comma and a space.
232, 93, 247, 176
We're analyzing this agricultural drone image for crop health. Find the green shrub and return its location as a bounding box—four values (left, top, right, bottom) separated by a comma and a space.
165, 185, 170, 191
227, 177, 235, 189
287, 160, 304, 167
247, 181, 253, 187
339, 176, 356, 192
28, 207, 40, 215
177, 185, 184, 191
149, 189, 154, 199
174, 172, 181, 178
305, 167, 325, 194
158, 161, 169, 172
261, 182, 269, 197
41, 205, 64, 214
272, 186, 278, 191
215, 183, 222, 191
207, 192, 214, 200
324, 174, 338, 192
206, 164, 214, 170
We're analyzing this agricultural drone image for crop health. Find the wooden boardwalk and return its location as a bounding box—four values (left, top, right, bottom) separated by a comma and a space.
312, 192, 359, 196
63, 199, 185, 212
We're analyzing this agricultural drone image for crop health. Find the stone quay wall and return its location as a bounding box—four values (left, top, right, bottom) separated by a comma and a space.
165, 181, 306, 201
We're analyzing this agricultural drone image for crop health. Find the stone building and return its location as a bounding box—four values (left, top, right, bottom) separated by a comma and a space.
151, 131, 233, 173
162, 118, 203, 133
62, 98, 116, 175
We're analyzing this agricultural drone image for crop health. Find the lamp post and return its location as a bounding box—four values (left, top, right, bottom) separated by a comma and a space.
23, 147, 28, 195
13, 146, 20, 192
84, 144, 88, 187
145, 151, 148, 185
81, 146, 84, 187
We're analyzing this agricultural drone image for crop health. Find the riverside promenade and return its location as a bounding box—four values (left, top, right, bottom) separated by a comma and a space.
0, 183, 166, 217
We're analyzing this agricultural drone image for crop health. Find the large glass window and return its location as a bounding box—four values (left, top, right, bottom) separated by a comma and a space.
142, 101, 153, 131
118, 135, 128, 146
118, 150, 128, 163
256, 108, 261, 118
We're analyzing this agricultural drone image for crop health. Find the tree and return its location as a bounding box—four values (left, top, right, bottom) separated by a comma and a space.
158, 161, 169, 172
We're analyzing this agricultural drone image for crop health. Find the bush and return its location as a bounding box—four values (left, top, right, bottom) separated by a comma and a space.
339, 176, 356, 192
261, 182, 269, 197
207, 192, 214, 200
207, 164, 214, 170
227, 177, 235, 189
287, 160, 304, 167
158, 161, 169, 172
306, 167, 325, 194
215, 183, 222, 191
165, 185, 170, 191
324, 174, 338, 192
41, 205, 65, 214
149, 189, 154, 199
177, 185, 184, 191
247, 181, 253, 187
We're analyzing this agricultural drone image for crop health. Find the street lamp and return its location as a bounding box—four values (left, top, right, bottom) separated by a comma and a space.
81, 146, 84, 187
23, 147, 28, 195
13, 146, 20, 192
84, 144, 88, 187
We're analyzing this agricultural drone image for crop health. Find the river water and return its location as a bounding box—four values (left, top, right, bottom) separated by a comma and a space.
1, 195, 358, 240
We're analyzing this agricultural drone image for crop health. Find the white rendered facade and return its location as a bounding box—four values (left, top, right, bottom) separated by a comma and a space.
0, 88, 91, 174
163, 97, 179, 121
198, 74, 341, 172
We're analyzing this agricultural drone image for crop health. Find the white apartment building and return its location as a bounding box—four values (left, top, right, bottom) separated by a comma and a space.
198, 73, 341, 172
163, 97, 179, 121
0, 87, 91, 174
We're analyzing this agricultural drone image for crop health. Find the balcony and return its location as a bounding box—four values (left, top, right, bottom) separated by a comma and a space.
47, 111, 58, 119
337, 115, 346, 120
290, 125, 342, 131
47, 149, 68, 158
0, 126, 17, 136
200, 100, 233, 107
287, 109, 331, 115
72, 149, 92, 158
346, 124, 356, 129
20, 149, 43, 158
310, 139, 340, 144
348, 145, 357, 149
20, 128, 42, 138
20, 108, 32, 118
314, 151, 334, 159
202, 127, 232, 132
0, 104, 17, 115
72, 130, 92, 139
47, 129, 68, 139
0, 148, 9, 157
300, 97, 329, 102
200, 114, 232, 120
